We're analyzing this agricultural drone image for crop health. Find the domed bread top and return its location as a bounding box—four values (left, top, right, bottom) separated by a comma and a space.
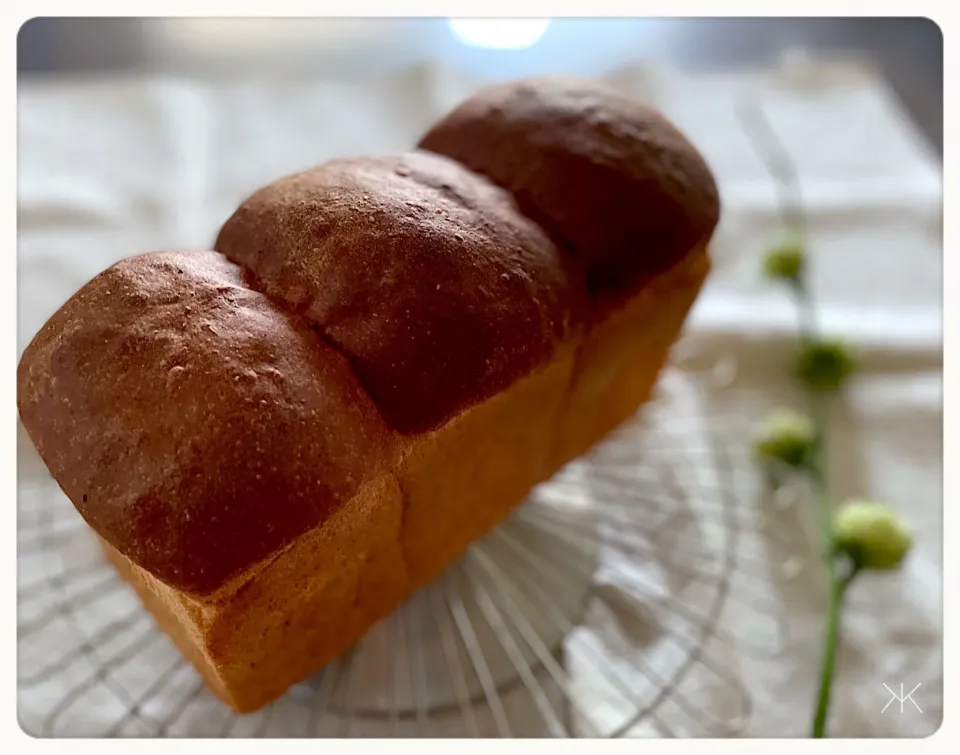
16, 251, 399, 595
418, 75, 721, 293
215, 150, 584, 435
16, 77, 721, 601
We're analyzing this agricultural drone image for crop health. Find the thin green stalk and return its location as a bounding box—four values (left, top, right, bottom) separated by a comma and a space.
793, 266, 849, 737
808, 399, 833, 554
791, 276, 818, 347
744, 97, 859, 739
737, 101, 806, 236
811, 562, 859, 738
793, 278, 832, 548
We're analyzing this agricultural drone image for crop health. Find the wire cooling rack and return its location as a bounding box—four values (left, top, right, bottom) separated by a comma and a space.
17, 350, 804, 738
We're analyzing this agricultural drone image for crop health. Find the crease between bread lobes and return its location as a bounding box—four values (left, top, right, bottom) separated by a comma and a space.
17, 75, 720, 713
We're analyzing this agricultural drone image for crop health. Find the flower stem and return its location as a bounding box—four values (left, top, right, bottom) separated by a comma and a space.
737, 101, 806, 236
744, 98, 862, 738
808, 395, 833, 549
791, 276, 818, 347
811, 561, 860, 738
793, 270, 852, 738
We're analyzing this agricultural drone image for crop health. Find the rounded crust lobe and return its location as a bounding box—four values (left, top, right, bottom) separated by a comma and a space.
215, 151, 584, 435
418, 75, 721, 291
17, 77, 722, 598
17, 251, 399, 595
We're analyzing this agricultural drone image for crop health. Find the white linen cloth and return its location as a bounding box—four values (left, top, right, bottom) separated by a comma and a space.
17, 59, 942, 737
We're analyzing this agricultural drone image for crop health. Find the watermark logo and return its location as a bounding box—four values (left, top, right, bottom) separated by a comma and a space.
881, 683, 922, 714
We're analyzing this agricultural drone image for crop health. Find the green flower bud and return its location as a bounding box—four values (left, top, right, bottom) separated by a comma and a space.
753, 408, 817, 469
795, 339, 856, 390
763, 232, 807, 281
833, 499, 912, 570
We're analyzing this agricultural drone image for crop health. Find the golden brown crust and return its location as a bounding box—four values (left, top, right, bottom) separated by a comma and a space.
97, 248, 710, 714
418, 75, 721, 293
17, 251, 399, 595
215, 150, 585, 434
16, 76, 720, 606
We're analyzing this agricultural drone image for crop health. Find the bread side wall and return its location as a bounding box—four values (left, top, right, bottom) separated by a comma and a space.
99, 249, 707, 713
555, 246, 711, 466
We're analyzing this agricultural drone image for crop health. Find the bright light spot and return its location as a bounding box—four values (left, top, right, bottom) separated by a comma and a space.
447, 18, 551, 50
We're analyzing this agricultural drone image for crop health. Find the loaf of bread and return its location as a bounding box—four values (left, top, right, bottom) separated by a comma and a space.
17, 76, 720, 713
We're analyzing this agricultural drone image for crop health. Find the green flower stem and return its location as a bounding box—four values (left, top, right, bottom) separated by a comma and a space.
808, 395, 833, 549
744, 99, 871, 738
812, 560, 860, 738
738, 101, 806, 235
789, 275, 832, 554
791, 276, 818, 347
791, 275, 850, 738
807, 442, 843, 739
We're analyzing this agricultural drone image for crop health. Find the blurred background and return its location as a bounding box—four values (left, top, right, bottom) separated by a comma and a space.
18, 17, 943, 155
17, 17, 944, 739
